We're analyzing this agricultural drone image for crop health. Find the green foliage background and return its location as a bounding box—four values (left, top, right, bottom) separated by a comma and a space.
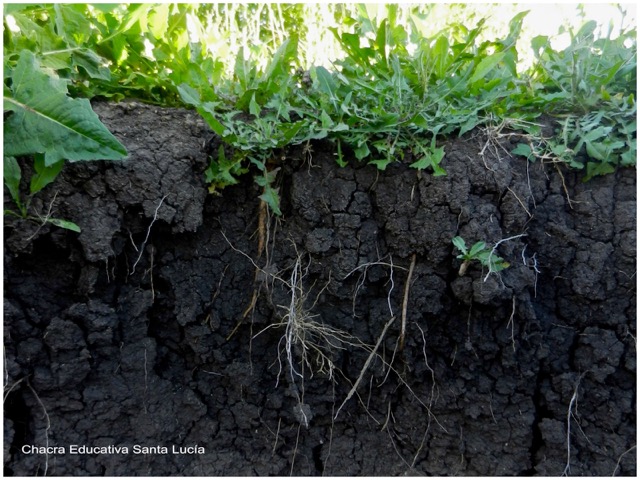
3, 3, 637, 216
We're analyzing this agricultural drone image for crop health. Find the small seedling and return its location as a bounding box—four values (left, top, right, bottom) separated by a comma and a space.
452, 236, 510, 276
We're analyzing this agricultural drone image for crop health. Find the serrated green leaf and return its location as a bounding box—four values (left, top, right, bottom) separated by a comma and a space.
585, 141, 607, 161
585, 161, 616, 180
452, 236, 467, 254
149, 3, 170, 40
259, 183, 282, 216
281, 122, 305, 144
205, 146, 242, 187
320, 110, 333, 129
621, 146, 636, 166
54, 4, 92, 45
3, 50, 127, 165
195, 102, 226, 137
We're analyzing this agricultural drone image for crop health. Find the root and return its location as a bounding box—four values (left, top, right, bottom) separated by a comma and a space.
521, 245, 540, 298
25, 191, 59, 242
554, 163, 574, 210
257, 199, 267, 260
334, 316, 396, 420
290, 423, 301, 476
143, 347, 148, 414
343, 256, 406, 318
399, 254, 416, 352
612, 445, 636, 476
27, 382, 51, 476
131, 194, 167, 275
563, 373, 586, 476
483, 232, 528, 282
506, 186, 532, 218
224, 235, 444, 435
506, 295, 516, 352
225, 198, 274, 340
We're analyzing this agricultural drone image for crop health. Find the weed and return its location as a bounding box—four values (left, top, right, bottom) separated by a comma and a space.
452, 236, 510, 277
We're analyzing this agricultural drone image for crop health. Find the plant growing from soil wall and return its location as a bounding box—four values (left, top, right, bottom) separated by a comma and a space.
452, 236, 510, 277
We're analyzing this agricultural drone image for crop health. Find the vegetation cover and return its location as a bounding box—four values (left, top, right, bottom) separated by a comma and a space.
3, 3, 637, 217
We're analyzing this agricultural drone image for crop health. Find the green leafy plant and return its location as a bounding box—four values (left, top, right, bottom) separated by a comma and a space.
511, 19, 636, 179
3, 49, 127, 232
4, 4, 635, 218
452, 236, 510, 277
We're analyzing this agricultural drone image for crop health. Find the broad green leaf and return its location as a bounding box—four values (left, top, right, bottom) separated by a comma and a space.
72, 49, 111, 80
98, 4, 153, 44
354, 141, 371, 160
320, 110, 333, 129
281, 121, 306, 144
47, 218, 81, 232
249, 93, 261, 117
470, 52, 506, 84
531, 35, 549, 55
30, 154, 64, 195
262, 36, 297, 86
375, 20, 388, 64
177, 85, 225, 136
369, 158, 393, 170
621, 143, 636, 166
234, 48, 252, 89
177, 83, 201, 105
40, 51, 73, 71
512, 143, 532, 158
53, 4, 91, 45
3, 50, 127, 165
433, 35, 450, 79
585, 161, 615, 181
259, 183, 282, 216
410, 146, 445, 175
458, 115, 479, 137
205, 146, 241, 187
313, 66, 338, 97
3, 156, 22, 207
585, 141, 607, 161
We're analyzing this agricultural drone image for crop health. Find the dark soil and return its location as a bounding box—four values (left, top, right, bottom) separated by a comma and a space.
3, 101, 636, 476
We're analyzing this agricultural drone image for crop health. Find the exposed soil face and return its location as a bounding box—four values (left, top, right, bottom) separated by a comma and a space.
4, 102, 636, 476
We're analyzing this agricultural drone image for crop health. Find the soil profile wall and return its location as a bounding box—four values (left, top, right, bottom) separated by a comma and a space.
3, 102, 636, 476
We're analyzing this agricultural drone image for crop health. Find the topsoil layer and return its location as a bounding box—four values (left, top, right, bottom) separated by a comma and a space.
3, 101, 636, 476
